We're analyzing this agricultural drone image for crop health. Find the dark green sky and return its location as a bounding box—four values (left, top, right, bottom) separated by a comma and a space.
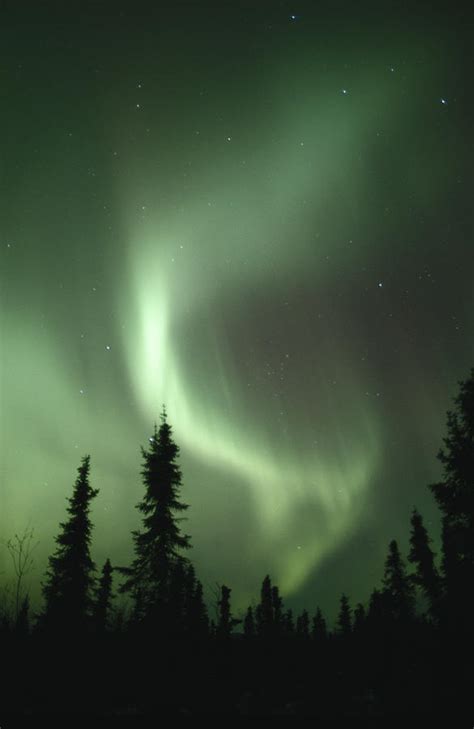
1, 1, 472, 620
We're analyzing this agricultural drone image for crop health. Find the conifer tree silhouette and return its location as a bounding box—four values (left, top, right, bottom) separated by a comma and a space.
119, 408, 191, 625
408, 509, 440, 621
429, 369, 474, 632
367, 588, 386, 632
93, 558, 114, 632
184, 563, 208, 639
353, 602, 366, 633
192, 579, 208, 638
283, 608, 295, 635
271, 584, 283, 635
311, 606, 327, 641
256, 574, 274, 638
382, 539, 415, 623
296, 609, 310, 638
337, 593, 352, 637
243, 605, 256, 639
40, 455, 98, 633
216, 585, 239, 639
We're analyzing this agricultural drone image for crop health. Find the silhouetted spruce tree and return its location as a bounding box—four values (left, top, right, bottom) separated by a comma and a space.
93, 558, 114, 632
311, 607, 327, 641
216, 585, 240, 639
243, 606, 256, 639
271, 584, 283, 635
296, 609, 310, 638
336, 593, 352, 637
119, 409, 191, 626
429, 369, 474, 631
353, 603, 366, 634
283, 608, 294, 636
382, 539, 415, 623
184, 563, 208, 639
40, 455, 98, 633
367, 588, 387, 633
408, 509, 441, 621
256, 574, 274, 638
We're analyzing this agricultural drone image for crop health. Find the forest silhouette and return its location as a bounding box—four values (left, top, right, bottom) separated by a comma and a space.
2, 370, 474, 719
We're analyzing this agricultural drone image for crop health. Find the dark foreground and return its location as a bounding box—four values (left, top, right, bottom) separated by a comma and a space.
2, 627, 472, 723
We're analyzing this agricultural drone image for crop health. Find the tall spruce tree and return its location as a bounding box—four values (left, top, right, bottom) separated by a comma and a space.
120, 409, 191, 624
40, 455, 98, 632
408, 509, 440, 620
382, 539, 415, 623
429, 369, 474, 631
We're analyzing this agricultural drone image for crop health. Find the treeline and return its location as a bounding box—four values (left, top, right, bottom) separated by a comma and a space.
1, 371, 474, 718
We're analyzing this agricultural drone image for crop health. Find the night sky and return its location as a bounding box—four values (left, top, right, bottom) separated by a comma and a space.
1, 2, 472, 620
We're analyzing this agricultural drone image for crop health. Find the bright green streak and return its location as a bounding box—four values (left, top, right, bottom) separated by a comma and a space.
117, 75, 393, 599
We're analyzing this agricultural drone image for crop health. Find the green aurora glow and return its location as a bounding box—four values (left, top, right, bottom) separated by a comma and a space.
1, 3, 472, 617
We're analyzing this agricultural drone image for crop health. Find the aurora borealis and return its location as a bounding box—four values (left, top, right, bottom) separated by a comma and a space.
1, 2, 472, 619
